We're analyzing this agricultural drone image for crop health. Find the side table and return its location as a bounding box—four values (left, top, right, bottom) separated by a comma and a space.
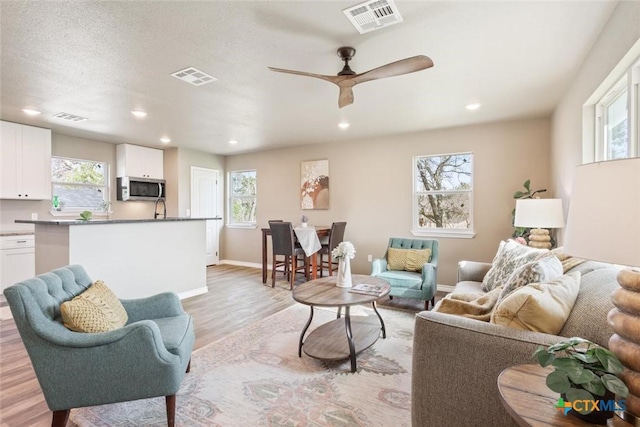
498, 364, 631, 426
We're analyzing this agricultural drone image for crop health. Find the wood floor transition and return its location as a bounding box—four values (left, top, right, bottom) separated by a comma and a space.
0, 264, 436, 427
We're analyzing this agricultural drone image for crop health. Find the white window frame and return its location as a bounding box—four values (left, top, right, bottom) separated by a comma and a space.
227, 169, 257, 229
411, 152, 475, 239
50, 156, 110, 217
591, 55, 640, 162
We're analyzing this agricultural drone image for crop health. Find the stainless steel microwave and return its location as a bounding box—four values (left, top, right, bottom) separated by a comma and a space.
117, 177, 165, 201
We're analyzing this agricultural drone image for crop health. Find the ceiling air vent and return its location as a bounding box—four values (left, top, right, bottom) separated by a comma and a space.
171, 67, 217, 86
52, 112, 88, 122
343, 0, 403, 34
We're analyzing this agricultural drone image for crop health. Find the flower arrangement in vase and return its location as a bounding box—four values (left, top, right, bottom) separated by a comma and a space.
301, 215, 308, 227
332, 241, 356, 287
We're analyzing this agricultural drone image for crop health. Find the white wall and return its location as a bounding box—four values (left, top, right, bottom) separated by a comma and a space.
223, 117, 551, 286
551, 1, 640, 243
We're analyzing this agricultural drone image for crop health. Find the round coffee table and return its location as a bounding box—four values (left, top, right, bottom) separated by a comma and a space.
292, 275, 390, 373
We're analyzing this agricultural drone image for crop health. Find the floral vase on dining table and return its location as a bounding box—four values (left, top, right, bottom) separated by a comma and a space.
332, 241, 356, 288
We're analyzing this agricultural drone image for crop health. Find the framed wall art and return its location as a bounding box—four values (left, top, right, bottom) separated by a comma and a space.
300, 159, 329, 210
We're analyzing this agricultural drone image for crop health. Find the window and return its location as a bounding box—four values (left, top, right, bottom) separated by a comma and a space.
592, 56, 640, 161
228, 170, 257, 227
412, 152, 474, 238
51, 157, 109, 214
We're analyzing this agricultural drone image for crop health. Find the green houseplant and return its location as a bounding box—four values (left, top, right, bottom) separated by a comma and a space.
511, 179, 548, 243
533, 337, 628, 424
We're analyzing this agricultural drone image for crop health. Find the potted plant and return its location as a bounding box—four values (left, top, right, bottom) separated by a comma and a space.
301, 215, 308, 227
533, 337, 629, 424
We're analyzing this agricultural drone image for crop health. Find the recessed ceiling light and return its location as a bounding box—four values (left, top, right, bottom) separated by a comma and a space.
229, 140, 238, 145
22, 108, 41, 116
131, 110, 147, 118
338, 122, 350, 129
465, 103, 481, 111
160, 137, 171, 144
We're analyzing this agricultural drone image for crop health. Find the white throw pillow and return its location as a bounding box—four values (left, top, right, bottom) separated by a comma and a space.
490, 271, 581, 334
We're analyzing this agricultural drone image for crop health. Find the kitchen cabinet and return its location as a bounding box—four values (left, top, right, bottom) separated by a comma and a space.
0, 121, 52, 200
116, 144, 164, 179
0, 235, 35, 292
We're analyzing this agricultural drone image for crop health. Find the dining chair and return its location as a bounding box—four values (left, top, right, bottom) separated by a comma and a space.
269, 221, 308, 290
318, 221, 347, 277
268, 220, 288, 280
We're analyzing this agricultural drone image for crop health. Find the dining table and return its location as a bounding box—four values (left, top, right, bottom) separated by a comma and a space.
261, 225, 331, 284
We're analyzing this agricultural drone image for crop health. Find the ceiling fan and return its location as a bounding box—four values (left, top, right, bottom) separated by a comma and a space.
268, 47, 434, 108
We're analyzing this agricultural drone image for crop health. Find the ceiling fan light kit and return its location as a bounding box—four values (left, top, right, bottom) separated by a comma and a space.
269, 47, 434, 108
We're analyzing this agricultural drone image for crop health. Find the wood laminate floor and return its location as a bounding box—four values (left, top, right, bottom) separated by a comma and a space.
0, 264, 434, 427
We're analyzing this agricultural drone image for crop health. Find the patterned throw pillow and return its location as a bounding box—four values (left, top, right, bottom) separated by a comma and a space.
387, 248, 408, 270
61, 280, 128, 333
387, 248, 432, 271
405, 249, 432, 272
498, 255, 564, 301
481, 240, 549, 292
490, 272, 581, 334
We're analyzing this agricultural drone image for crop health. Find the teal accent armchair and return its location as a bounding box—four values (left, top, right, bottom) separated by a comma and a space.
371, 238, 439, 310
3, 265, 195, 427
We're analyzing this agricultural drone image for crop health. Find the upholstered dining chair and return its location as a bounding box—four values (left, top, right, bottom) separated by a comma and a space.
268, 220, 288, 280
371, 237, 439, 310
269, 221, 308, 290
3, 265, 194, 427
318, 221, 347, 277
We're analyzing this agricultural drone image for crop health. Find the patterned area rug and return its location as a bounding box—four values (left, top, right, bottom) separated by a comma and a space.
69, 304, 416, 427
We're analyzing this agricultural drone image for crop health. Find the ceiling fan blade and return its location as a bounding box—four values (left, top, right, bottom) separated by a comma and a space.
352, 55, 434, 85
338, 84, 354, 108
268, 67, 342, 84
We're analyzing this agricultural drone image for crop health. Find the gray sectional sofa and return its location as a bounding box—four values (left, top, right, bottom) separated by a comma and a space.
411, 259, 620, 427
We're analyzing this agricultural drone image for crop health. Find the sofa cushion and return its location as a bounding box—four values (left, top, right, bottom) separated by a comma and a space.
376, 270, 422, 289
60, 280, 128, 333
490, 271, 581, 334
498, 255, 563, 301
482, 240, 549, 292
387, 248, 432, 271
150, 314, 193, 356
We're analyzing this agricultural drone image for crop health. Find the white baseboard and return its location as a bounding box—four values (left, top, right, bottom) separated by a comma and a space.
437, 284, 455, 293
220, 260, 456, 294
178, 286, 208, 300
220, 259, 264, 269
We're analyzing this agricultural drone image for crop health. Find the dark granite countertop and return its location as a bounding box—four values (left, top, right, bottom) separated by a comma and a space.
15, 217, 222, 226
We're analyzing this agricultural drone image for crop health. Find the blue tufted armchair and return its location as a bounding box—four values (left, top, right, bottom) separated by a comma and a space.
371, 238, 439, 310
3, 265, 195, 427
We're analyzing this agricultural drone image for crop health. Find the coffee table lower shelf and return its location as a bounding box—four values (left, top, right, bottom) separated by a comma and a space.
302, 317, 382, 361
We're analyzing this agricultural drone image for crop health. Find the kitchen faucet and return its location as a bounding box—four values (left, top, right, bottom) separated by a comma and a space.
154, 197, 166, 219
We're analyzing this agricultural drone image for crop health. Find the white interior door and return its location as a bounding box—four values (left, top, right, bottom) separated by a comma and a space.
190, 167, 219, 265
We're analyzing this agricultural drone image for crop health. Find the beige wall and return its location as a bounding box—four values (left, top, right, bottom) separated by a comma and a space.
551, 1, 640, 244
223, 117, 551, 286
0, 133, 224, 230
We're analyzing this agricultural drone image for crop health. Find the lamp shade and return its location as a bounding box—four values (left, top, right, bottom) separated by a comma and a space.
514, 199, 565, 228
564, 158, 640, 267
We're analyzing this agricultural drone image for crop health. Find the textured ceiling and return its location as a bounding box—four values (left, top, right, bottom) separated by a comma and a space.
0, 1, 618, 155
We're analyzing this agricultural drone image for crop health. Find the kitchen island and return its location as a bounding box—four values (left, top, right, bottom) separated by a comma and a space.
15, 218, 219, 299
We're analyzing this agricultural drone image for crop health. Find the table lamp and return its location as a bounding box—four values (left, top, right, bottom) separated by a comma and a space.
563, 158, 640, 422
514, 198, 565, 249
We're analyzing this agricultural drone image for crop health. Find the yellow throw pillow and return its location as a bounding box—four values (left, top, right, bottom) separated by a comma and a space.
387, 248, 432, 271
387, 247, 409, 270
61, 280, 128, 333
405, 249, 432, 272
490, 272, 581, 334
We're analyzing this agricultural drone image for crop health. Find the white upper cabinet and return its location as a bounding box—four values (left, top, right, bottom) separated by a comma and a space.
0, 121, 52, 200
116, 144, 164, 179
